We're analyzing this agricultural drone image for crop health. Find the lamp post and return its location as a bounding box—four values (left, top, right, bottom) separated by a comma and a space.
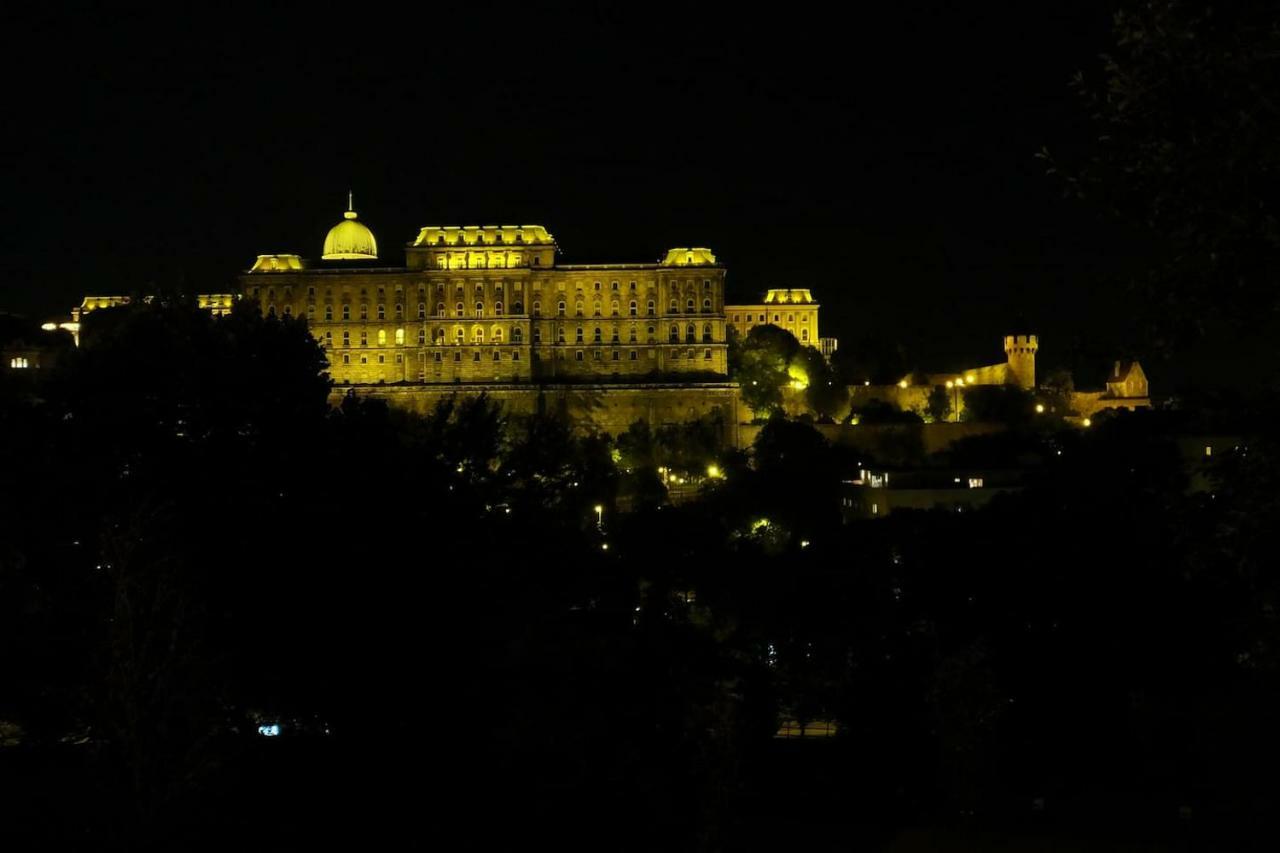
946, 378, 964, 422
594, 504, 604, 530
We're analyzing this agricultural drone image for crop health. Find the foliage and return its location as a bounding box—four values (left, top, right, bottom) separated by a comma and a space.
1044, 0, 1280, 341
926, 384, 951, 423
732, 325, 801, 417
960, 385, 1035, 425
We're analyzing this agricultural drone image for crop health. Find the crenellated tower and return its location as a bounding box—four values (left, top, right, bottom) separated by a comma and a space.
1003, 334, 1038, 390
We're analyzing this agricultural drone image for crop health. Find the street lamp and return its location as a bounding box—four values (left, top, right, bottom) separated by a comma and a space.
594, 504, 604, 529
946, 378, 964, 421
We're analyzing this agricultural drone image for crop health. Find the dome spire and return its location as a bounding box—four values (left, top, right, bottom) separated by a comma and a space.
322, 194, 378, 260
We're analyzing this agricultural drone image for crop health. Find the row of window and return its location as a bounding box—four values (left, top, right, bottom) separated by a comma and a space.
732, 313, 813, 324
266, 298, 719, 321
318, 323, 721, 348
253, 278, 715, 301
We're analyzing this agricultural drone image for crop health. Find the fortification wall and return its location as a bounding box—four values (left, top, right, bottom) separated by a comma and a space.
736, 421, 1006, 459
333, 382, 744, 443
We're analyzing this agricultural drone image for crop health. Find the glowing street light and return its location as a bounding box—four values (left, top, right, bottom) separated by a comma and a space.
1035, 403, 1045, 414
594, 504, 604, 528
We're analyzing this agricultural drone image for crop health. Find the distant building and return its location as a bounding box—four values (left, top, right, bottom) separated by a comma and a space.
1071, 360, 1151, 418
839, 467, 1024, 520
726, 288, 823, 348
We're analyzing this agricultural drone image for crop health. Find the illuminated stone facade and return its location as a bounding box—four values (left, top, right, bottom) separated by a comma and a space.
241, 213, 730, 385
726, 288, 821, 346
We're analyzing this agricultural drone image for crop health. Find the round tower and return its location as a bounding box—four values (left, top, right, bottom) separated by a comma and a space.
1003, 334, 1038, 390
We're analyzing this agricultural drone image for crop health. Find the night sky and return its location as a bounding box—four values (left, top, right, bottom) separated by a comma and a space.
1, 3, 1147, 376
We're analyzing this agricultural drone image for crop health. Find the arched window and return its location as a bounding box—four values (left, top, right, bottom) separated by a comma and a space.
395, 303, 403, 320
669, 299, 678, 314
436, 329, 446, 345
325, 305, 333, 320
557, 328, 566, 343
267, 304, 276, 317
686, 324, 696, 343
512, 327, 523, 343
306, 305, 315, 319
703, 297, 711, 312
475, 302, 484, 317
610, 301, 619, 316
378, 329, 387, 346
417, 328, 426, 345
473, 326, 484, 343
360, 331, 368, 346
593, 327, 602, 343
395, 328, 405, 345
629, 300, 637, 316
342, 330, 350, 346
669, 325, 679, 342
455, 327, 465, 343
492, 327, 503, 343
557, 301, 566, 317
532, 301, 541, 316
628, 326, 637, 343
575, 301, 584, 317
533, 328, 541, 343
377, 304, 385, 320
647, 300, 656, 316
647, 325, 656, 342
611, 328, 619, 343
686, 298, 695, 313
702, 324, 712, 343
455, 302, 465, 317
512, 300, 523, 314
494, 301, 504, 316
360, 305, 368, 320
801, 328, 809, 341
576, 327, 584, 343
418, 302, 426, 319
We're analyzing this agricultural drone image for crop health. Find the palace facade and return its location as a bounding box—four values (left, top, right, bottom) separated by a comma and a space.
240, 204, 732, 385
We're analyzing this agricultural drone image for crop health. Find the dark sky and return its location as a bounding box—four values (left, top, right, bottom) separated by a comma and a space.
1, 2, 1146, 375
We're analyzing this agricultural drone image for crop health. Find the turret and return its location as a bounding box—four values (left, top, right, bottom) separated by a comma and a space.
1003, 334, 1038, 390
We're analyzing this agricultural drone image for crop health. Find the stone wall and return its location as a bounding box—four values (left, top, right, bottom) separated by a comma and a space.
337, 381, 744, 444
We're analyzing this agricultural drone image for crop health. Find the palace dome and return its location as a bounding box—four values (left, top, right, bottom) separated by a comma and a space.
322, 199, 378, 260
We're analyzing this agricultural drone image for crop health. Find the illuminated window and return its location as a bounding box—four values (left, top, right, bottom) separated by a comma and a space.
395, 328, 405, 345
1205, 446, 1213, 457
10, 357, 29, 368
377, 330, 387, 345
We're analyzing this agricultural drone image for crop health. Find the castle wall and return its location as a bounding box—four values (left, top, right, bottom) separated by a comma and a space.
339, 382, 744, 444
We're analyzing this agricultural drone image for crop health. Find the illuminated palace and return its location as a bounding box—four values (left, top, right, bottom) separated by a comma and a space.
242, 202, 736, 385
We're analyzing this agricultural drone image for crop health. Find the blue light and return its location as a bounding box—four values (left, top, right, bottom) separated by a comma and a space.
257, 724, 280, 737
